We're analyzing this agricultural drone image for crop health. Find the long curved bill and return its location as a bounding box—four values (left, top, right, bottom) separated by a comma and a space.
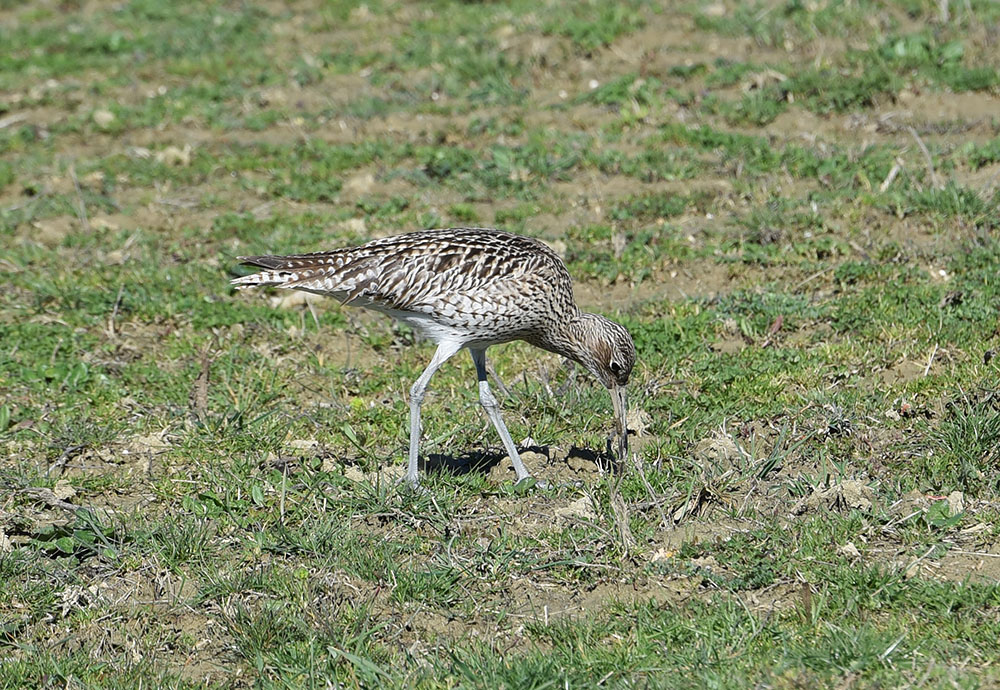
611, 384, 629, 462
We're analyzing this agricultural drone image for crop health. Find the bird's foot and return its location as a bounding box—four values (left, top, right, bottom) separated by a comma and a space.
513, 476, 550, 493
397, 474, 427, 495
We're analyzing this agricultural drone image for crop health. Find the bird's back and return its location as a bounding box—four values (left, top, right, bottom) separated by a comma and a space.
233, 228, 579, 345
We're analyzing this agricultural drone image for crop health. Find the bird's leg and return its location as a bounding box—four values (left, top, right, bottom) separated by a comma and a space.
469, 348, 531, 483
406, 341, 463, 487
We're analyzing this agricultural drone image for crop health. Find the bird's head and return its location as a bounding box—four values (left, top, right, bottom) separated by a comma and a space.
568, 314, 635, 461
588, 317, 635, 390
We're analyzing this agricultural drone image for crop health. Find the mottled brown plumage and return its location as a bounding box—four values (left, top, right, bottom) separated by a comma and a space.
232, 227, 635, 486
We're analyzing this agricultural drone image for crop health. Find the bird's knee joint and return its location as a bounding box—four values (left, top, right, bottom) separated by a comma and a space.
410, 383, 426, 404
478, 386, 499, 410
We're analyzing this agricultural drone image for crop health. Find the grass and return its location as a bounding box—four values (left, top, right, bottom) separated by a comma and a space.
3, 0, 1000, 687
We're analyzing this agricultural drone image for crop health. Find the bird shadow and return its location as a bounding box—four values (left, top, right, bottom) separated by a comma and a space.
422, 444, 621, 478
422, 449, 508, 476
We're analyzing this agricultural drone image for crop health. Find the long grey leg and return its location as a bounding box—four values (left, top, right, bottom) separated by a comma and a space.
406, 340, 463, 486
469, 348, 531, 483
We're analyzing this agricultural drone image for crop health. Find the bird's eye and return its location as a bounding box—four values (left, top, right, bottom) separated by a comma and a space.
609, 361, 623, 375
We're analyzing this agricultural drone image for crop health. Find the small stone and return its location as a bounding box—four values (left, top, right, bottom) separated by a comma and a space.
555, 496, 597, 522
92, 109, 115, 128
155, 145, 192, 166
947, 491, 965, 515
343, 172, 375, 195
342, 465, 364, 481
837, 542, 862, 559
52, 479, 76, 501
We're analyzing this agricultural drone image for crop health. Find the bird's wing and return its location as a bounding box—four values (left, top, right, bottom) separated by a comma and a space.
231, 228, 571, 316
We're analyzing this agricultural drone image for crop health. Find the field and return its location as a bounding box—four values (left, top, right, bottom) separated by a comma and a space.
3, 0, 1000, 686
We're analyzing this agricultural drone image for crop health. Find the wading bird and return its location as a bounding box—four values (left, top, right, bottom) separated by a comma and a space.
232, 228, 635, 486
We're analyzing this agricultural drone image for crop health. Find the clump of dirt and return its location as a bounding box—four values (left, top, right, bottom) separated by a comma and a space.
792, 480, 876, 515
692, 431, 745, 474
553, 494, 598, 522
488, 446, 607, 485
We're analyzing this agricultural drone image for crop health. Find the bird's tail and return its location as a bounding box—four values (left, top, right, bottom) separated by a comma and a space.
230, 255, 323, 290
231, 251, 373, 304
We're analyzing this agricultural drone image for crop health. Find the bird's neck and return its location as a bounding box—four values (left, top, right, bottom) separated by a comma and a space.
536, 311, 604, 377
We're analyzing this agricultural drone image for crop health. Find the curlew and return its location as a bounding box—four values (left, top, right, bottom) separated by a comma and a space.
231, 227, 635, 486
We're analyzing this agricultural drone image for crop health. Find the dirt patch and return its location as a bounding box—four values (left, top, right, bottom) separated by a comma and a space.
934, 545, 1000, 583
487, 447, 607, 487
898, 90, 1000, 134
529, 576, 698, 618
792, 480, 876, 515
40, 431, 175, 484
